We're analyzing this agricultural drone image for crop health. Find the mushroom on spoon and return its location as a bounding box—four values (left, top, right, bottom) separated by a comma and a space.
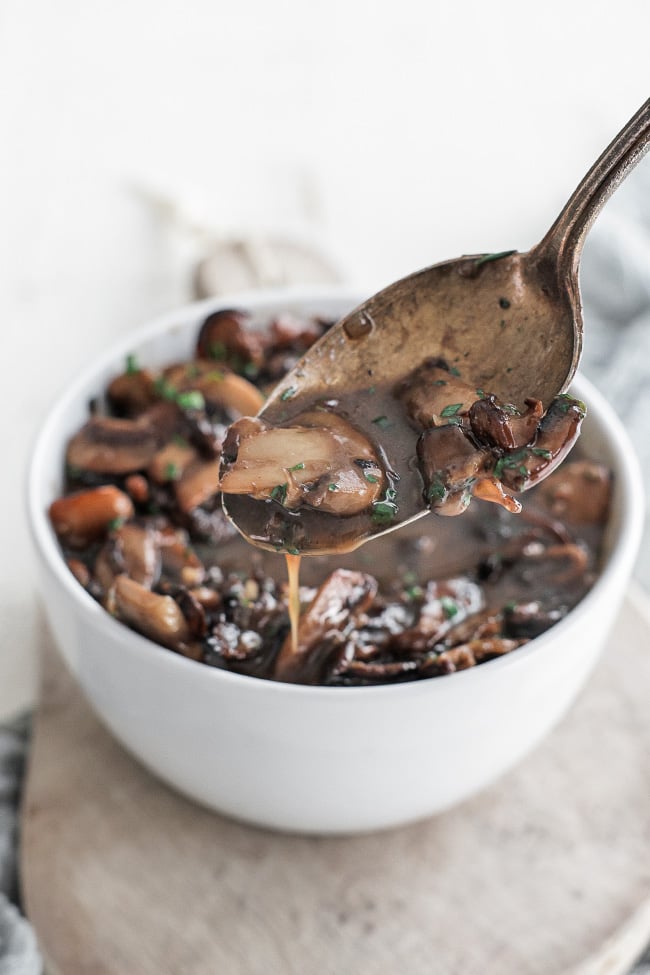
221, 99, 650, 555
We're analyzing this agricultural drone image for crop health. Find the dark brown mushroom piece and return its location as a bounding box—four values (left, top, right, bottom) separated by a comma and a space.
107, 367, 157, 417
389, 577, 484, 654
196, 308, 267, 373
496, 395, 587, 493
274, 569, 378, 683
398, 359, 479, 430
534, 460, 612, 525
416, 425, 493, 515
469, 396, 543, 450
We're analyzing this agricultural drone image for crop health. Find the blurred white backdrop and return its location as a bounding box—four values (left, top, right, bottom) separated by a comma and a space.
0, 0, 649, 714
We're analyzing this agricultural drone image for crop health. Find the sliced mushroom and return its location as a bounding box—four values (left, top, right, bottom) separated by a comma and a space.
113, 575, 191, 651
107, 368, 156, 416
49, 485, 134, 548
417, 425, 491, 513
469, 396, 543, 450
162, 360, 265, 418
156, 526, 206, 587
497, 395, 586, 493
220, 410, 384, 516
148, 440, 198, 485
398, 360, 478, 429
274, 569, 378, 683
95, 523, 161, 593
173, 457, 222, 513
196, 308, 267, 369
390, 577, 484, 654
534, 460, 611, 525
66, 402, 179, 475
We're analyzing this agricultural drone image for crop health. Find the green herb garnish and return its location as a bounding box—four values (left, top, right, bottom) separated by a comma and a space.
449, 366, 461, 377
372, 415, 390, 428
441, 403, 463, 418
432, 379, 448, 387
499, 297, 511, 309
406, 585, 424, 601
286, 546, 301, 556
441, 596, 459, 619
172, 434, 189, 448
209, 341, 227, 360
532, 448, 552, 459
474, 250, 516, 267
364, 472, 379, 484
287, 462, 305, 473
125, 353, 139, 375
176, 390, 205, 411
280, 386, 297, 401
270, 483, 288, 504
427, 477, 447, 504
154, 376, 178, 401
165, 462, 180, 481
328, 483, 339, 492
107, 517, 124, 532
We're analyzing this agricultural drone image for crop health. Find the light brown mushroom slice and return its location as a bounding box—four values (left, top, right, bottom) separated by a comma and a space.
163, 361, 265, 417
113, 576, 190, 650
49, 486, 134, 548
220, 411, 384, 515
174, 457, 222, 513
148, 441, 198, 484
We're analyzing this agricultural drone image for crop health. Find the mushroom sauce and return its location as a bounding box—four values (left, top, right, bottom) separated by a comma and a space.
49, 309, 611, 686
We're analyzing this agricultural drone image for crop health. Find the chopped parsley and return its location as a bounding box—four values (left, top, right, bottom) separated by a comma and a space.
364, 472, 379, 484
165, 462, 180, 481
280, 386, 297, 401
406, 585, 424, 601
328, 483, 339, 492
440, 403, 463, 418
172, 434, 189, 448
270, 483, 288, 504
427, 477, 447, 504
432, 379, 448, 387
372, 487, 398, 525
287, 462, 305, 473
125, 353, 139, 375
286, 546, 301, 556
154, 376, 178, 401
372, 415, 390, 428
494, 451, 528, 480
532, 448, 552, 459
440, 596, 459, 619
107, 517, 125, 532
449, 366, 461, 377
474, 250, 516, 267
209, 341, 227, 360
176, 390, 205, 411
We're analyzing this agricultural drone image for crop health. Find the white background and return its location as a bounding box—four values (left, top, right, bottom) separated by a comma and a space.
1, 0, 649, 715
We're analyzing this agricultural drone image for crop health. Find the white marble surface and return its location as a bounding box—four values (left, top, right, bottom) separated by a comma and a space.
1, 1, 650, 719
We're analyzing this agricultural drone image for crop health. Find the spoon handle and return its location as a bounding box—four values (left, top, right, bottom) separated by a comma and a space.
535, 98, 650, 279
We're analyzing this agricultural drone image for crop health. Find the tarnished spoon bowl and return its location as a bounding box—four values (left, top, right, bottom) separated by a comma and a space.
227, 99, 650, 546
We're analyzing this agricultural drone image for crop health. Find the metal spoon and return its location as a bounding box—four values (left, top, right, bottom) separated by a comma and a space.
224, 99, 650, 551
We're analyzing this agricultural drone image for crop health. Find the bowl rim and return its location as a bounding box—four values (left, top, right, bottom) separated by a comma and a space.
27, 283, 646, 700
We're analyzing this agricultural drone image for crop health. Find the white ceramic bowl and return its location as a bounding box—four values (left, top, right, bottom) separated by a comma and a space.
27, 286, 644, 834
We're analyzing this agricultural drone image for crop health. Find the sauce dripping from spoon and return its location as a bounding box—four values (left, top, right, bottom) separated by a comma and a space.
285, 552, 302, 656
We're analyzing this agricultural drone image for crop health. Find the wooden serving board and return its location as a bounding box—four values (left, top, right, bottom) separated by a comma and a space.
21, 590, 650, 975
